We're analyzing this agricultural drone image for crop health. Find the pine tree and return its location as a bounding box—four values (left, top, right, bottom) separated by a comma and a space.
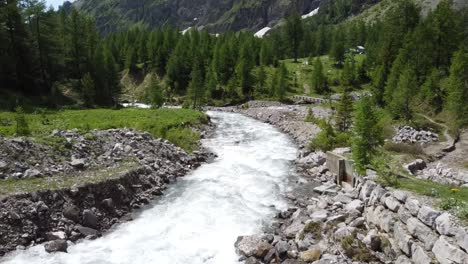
330, 27, 346, 66
335, 87, 353, 132
256, 64, 267, 95
352, 96, 383, 174
420, 68, 443, 113
341, 55, 356, 87
311, 58, 328, 94
389, 64, 417, 121
187, 58, 205, 109
275, 63, 288, 100
147, 73, 165, 108
446, 47, 468, 128
81, 73, 95, 108
235, 42, 255, 99
285, 12, 304, 62
15, 106, 30, 136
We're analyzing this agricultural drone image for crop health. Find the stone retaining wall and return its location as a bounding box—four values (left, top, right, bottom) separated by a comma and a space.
356, 178, 468, 263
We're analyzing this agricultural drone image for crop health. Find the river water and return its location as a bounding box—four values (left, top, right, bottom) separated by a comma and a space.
1, 111, 298, 264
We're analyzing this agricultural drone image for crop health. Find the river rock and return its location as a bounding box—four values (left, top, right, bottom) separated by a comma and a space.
82, 209, 98, 229
63, 205, 80, 222
44, 240, 68, 253
299, 249, 321, 262
235, 235, 262, 257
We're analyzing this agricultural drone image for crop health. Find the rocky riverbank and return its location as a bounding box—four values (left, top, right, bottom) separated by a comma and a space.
0, 126, 215, 256
208, 101, 332, 148
221, 101, 468, 264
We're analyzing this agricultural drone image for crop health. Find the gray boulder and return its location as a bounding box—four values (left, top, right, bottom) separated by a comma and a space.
44, 240, 68, 253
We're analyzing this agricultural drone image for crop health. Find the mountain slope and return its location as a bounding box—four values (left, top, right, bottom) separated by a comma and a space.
73, 0, 322, 33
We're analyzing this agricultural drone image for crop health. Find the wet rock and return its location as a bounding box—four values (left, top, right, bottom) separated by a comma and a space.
254, 241, 272, 258
44, 240, 68, 253
275, 240, 290, 257
82, 209, 98, 229
76, 226, 98, 237
235, 235, 262, 257
46, 231, 66, 241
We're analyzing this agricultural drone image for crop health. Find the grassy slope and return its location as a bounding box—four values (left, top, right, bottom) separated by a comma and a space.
0, 108, 208, 152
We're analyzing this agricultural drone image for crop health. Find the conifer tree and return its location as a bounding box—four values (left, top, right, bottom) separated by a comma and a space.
148, 73, 165, 108
256, 64, 267, 95
81, 73, 95, 108
446, 47, 468, 128
420, 68, 443, 113
341, 55, 356, 87
311, 58, 328, 94
285, 12, 304, 62
187, 58, 205, 109
389, 64, 417, 121
352, 96, 383, 174
335, 87, 353, 132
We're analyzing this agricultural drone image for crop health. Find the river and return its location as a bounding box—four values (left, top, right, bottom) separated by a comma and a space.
1, 111, 298, 264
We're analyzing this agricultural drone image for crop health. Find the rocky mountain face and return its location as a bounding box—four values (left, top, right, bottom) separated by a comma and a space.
73, 0, 322, 33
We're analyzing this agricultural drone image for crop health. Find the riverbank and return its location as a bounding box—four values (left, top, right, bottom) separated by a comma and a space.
227, 101, 468, 264
0, 109, 215, 256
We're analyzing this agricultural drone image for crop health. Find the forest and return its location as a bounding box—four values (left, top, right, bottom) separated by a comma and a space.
1, 0, 467, 130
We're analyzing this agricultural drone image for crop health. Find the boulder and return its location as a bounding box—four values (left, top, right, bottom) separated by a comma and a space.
432, 236, 468, 264
417, 206, 440, 227
254, 241, 272, 258
82, 209, 98, 229
275, 240, 290, 256
63, 205, 80, 222
349, 217, 365, 228
405, 159, 427, 174
310, 210, 329, 222
435, 213, 455, 236
299, 249, 321, 262
456, 231, 468, 252
405, 198, 421, 216
44, 240, 68, 253
23, 168, 42, 178
411, 243, 432, 264
235, 235, 262, 257
393, 222, 413, 256
407, 217, 438, 250
393, 190, 408, 203
384, 196, 401, 212
363, 229, 381, 251
76, 226, 98, 237
345, 200, 364, 213
46, 231, 67, 241
70, 158, 85, 169
284, 221, 305, 238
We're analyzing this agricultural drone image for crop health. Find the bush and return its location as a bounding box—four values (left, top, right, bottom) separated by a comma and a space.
439, 198, 461, 210
15, 106, 30, 136
309, 121, 351, 152
383, 142, 424, 155
373, 155, 399, 187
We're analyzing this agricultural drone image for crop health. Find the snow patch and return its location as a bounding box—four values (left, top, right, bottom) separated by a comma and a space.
302, 7, 319, 19
254, 27, 271, 38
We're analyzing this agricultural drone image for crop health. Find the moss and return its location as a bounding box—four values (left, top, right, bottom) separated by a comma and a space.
299, 221, 322, 240
341, 234, 376, 262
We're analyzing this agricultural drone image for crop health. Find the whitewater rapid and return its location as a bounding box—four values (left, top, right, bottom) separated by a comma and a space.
1, 111, 298, 264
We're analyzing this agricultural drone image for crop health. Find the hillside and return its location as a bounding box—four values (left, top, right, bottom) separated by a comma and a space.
72, 0, 323, 33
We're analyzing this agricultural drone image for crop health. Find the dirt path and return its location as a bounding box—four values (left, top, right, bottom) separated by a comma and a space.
417, 113, 455, 158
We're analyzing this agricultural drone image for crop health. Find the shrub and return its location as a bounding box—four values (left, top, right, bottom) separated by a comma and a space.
383, 142, 424, 155
15, 106, 30, 136
373, 155, 399, 187
439, 198, 461, 210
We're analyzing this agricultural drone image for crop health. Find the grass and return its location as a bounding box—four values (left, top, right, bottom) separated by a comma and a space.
0, 108, 208, 152
399, 177, 468, 221
281, 55, 367, 96
0, 161, 138, 197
